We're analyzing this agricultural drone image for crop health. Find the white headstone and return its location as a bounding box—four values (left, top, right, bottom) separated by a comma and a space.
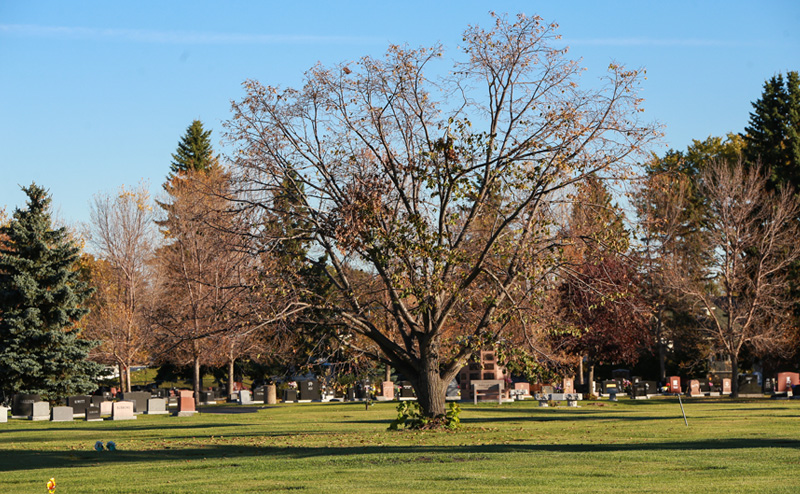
30, 402, 50, 421
145, 398, 168, 415
51, 406, 74, 422
100, 401, 113, 416
0, 406, 8, 423
112, 401, 136, 420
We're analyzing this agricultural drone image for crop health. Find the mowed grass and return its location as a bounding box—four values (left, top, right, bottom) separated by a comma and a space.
1, 398, 799, 493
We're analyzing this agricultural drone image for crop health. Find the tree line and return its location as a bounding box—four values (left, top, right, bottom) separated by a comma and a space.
1, 14, 798, 414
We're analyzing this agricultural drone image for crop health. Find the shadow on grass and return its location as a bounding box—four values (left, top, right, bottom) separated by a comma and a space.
3, 422, 251, 435
1, 438, 798, 472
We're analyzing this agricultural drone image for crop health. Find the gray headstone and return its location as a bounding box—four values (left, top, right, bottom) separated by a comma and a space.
145, 398, 168, 415
238, 390, 253, 405
51, 406, 74, 422
91, 395, 107, 406
112, 401, 136, 420
85, 405, 102, 421
30, 402, 50, 421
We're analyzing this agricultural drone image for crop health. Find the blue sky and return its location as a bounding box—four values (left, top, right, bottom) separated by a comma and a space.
1, 1, 798, 225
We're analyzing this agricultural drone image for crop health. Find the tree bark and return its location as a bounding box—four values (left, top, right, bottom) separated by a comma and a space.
193, 355, 202, 406
125, 364, 132, 393
588, 363, 595, 396
412, 372, 447, 418
117, 362, 125, 393
228, 357, 235, 397
730, 355, 739, 398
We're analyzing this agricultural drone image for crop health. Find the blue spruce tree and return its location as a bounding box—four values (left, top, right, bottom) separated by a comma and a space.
0, 184, 102, 401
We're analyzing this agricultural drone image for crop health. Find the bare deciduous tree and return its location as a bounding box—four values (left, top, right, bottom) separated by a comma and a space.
85, 184, 155, 392
670, 159, 800, 396
225, 13, 658, 418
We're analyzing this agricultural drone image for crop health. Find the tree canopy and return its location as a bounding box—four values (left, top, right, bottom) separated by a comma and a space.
224, 13, 658, 418
0, 184, 102, 400
168, 119, 217, 181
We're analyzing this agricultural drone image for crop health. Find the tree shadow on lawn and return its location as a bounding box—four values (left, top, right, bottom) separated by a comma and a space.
2, 438, 798, 473
2, 422, 251, 436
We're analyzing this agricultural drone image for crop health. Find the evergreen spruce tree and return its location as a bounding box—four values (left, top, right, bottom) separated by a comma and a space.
167, 119, 216, 181
0, 184, 102, 401
744, 71, 800, 190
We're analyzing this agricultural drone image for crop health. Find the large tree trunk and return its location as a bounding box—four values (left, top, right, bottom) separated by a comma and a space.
410, 358, 449, 418
578, 357, 585, 388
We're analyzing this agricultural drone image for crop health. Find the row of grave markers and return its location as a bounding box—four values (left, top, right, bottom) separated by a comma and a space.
0, 390, 198, 423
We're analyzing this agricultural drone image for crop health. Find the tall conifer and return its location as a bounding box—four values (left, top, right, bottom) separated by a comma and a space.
744, 71, 800, 190
0, 184, 102, 401
168, 120, 216, 181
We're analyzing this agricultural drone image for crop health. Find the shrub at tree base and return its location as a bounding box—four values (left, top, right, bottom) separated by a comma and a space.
389, 401, 461, 431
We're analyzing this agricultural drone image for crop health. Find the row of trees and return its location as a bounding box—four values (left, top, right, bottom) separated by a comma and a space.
1, 13, 797, 415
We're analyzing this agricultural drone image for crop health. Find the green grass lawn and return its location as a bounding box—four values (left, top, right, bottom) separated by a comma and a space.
1, 397, 798, 493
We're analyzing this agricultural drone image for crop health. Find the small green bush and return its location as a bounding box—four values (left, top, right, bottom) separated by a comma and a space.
389, 401, 462, 430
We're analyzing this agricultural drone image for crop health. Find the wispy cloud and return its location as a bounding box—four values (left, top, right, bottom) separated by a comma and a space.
563, 37, 767, 48
0, 24, 381, 45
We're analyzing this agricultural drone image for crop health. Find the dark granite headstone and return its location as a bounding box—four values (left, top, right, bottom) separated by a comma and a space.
738, 374, 762, 396
120, 391, 151, 413
85, 405, 102, 421
399, 382, 415, 399
67, 395, 91, 416
252, 387, 265, 403
630, 383, 648, 398
601, 380, 619, 394
283, 389, 298, 403
298, 380, 321, 401
11, 394, 40, 418
91, 395, 108, 406
612, 369, 631, 380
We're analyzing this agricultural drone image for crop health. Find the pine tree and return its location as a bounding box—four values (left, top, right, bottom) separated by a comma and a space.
744, 71, 800, 191
168, 120, 216, 181
0, 184, 103, 401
